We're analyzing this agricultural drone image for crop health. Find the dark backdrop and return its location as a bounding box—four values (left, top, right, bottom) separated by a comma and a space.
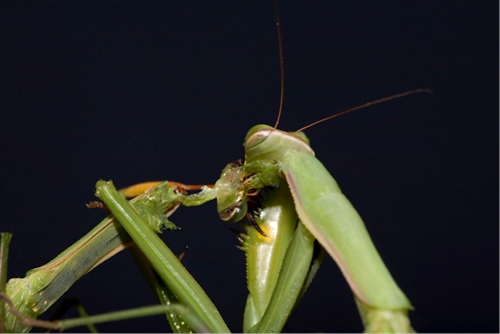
1, 1, 498, 332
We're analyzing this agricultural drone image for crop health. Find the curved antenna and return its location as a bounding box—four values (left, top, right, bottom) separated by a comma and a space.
294, 89, 432, 133
273, 0, 285, 129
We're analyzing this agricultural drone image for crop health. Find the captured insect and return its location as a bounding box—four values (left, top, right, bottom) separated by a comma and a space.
0, 3, 430, 333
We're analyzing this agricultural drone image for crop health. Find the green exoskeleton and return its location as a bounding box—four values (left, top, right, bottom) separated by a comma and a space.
214, 122, 417, 332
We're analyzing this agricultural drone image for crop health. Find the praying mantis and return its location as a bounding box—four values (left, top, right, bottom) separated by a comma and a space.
0, 3, 430, 333
1, 109, 422, 332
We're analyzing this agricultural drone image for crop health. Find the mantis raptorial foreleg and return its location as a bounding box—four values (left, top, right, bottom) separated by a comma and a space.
214, 161, 325, 332
240, 186, 297, 331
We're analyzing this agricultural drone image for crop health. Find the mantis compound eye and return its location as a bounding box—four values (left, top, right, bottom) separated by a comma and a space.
219, 199, 248, 222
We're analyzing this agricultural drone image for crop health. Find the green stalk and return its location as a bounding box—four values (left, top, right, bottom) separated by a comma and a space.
44, 296, 98, 333
57, 304, 205, 331
95, 180, 229, 333
0, 233, 12, 332
0, 293, 208, 333
128, 244, 194, 333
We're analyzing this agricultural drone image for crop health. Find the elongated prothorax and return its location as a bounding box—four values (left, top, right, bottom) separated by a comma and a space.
243, 125, 412, 311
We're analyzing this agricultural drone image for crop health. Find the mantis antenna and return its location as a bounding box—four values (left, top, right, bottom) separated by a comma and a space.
273, 0, 285, 129
270, 2, 430, 133
294, 88, 433, 134
269, 2, 431, 133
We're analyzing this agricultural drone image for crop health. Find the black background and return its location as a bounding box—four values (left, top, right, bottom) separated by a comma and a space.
1, 1, 498, 332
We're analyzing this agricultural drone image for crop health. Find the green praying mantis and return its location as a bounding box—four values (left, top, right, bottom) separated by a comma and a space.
0, 6, 430, 333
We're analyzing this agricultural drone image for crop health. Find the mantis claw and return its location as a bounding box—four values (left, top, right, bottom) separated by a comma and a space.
247, 212, 268, 237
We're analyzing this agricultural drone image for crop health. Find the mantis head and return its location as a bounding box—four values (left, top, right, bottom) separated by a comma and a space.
214, 125, 314, 226
244, 124, 314, 165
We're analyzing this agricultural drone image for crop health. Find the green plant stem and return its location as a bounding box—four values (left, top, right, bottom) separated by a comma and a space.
128, 244, 193, 333
58, 304, 196, 330
0, 292, 208, 332
95, 180, 229, 333
0, 232, 12, 332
